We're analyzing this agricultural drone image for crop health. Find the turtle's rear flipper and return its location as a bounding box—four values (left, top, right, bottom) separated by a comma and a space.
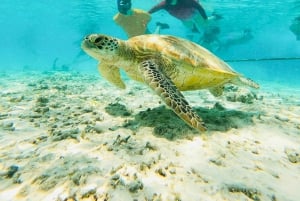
232, 76, 260, 89
209, 86, 224, 97
139, 60, 207, 132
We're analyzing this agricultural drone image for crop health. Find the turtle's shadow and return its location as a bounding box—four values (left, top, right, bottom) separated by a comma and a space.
124, 103, 259, 140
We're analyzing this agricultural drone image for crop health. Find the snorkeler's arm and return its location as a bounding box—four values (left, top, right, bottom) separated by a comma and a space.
192, 1, 208, 20
113, 13, 121, 24
113, 14, 117, 21
148, 1, 166, 14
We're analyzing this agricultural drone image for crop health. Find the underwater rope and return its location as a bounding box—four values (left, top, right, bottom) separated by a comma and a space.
225, 57, 300, 62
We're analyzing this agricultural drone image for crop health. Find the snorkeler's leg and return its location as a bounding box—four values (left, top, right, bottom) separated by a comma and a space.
182, 19, 194, 31
182, 19, 198, 41
192, 13, 207, 33
154, 22, 170, 34
154, 26, 161, 34
156, 22, 170, 29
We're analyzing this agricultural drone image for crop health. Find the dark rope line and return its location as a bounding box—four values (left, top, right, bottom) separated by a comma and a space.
225, 57, 300, 62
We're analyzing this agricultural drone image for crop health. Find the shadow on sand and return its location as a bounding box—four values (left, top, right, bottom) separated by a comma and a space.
124, 103, 259, 140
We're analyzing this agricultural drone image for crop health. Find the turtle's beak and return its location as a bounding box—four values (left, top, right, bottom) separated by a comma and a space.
81, 35, 96, 50
81, 34, 105, 61
83, 34, 92, 44
84, 34, 101, 44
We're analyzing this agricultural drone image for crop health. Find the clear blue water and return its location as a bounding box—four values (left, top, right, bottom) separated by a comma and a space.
1, 2, 300, 200
0, 0, 299, 86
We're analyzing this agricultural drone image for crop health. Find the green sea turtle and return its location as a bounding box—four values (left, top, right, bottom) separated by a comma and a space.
81, 34, 259, 132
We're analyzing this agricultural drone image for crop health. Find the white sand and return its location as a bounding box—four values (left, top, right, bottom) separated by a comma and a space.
0, 72, 299, 201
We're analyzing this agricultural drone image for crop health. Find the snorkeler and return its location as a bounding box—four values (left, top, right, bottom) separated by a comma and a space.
200, 28, 254, 52
198, 25, 221, 51
220, 29, 254, 49
148, 0, 221, 34
113, 0, 169, 38
52, 58, 70, 71
290, 16, 300, 40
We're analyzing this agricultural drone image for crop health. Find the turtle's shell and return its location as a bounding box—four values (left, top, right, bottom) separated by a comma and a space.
124, 34, 239, 91
81, 33, 258, 132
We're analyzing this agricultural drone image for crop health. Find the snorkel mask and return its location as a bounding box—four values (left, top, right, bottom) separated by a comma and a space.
166, 0, 178, 5
117, 0, 132, 15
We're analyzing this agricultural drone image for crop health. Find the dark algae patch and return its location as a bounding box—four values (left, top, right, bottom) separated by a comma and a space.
1, 165, 19, 178
227, 184, 261, 201
124, 106, 193, 140
105, 102, 131, 117
124, 103, 258, 140
32, 156, 101, 191
196, 102, 259, 132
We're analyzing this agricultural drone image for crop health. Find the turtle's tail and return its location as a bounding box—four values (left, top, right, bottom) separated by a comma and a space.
232, 77, 260, 89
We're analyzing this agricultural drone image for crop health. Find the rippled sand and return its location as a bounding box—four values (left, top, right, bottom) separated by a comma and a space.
0, 71, 299, 201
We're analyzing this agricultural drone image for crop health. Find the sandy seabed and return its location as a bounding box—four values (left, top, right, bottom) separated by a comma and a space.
0, 71, 299, 201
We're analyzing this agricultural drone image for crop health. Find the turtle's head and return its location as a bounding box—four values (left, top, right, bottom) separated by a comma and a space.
81, 34, 120, 61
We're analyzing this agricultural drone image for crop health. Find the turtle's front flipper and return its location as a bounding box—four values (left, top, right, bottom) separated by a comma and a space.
98, 63, 126, 89
139, 60, 206, 132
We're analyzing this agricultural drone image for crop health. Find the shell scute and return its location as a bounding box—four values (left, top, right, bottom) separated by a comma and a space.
127, 35, 236, 74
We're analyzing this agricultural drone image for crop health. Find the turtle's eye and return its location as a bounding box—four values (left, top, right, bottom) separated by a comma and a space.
93, 36, 118, 51
95, 36, 104, 43
94, 36, 107, 50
